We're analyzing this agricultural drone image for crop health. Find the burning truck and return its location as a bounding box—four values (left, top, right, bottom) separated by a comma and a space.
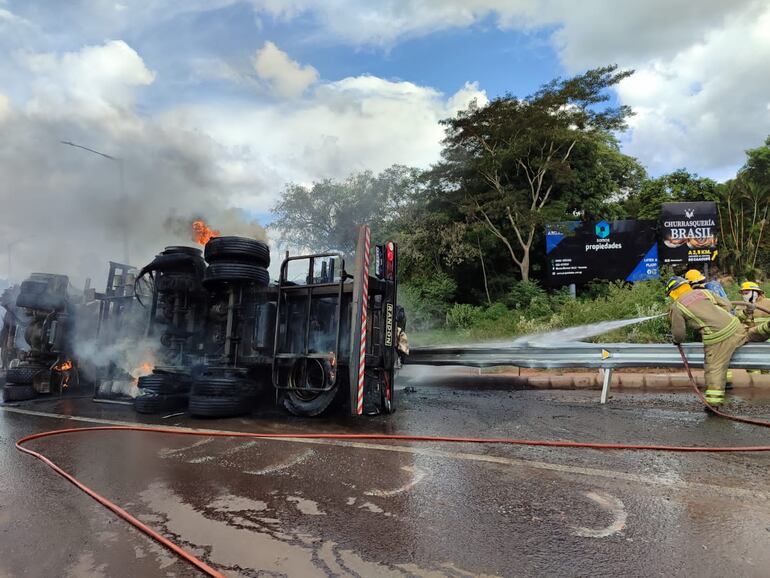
0, 225, 402, 418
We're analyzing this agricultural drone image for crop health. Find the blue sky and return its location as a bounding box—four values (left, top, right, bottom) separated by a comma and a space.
0, 0, 768, 281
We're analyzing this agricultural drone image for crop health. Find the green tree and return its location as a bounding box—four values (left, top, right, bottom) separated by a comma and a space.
624, 169, 718, 220
718, 137, 770, 275
434, 65, 634, 281
271, 165, 420, 255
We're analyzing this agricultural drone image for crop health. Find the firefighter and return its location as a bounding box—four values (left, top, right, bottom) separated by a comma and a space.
737, 281, 770, 329
684, 269, 729, 300
395, 306, 409, 368
667, 276, 770, 408
684, 269, 707, 290
738, 282, 770, 378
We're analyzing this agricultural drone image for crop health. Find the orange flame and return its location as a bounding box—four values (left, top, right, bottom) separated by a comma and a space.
140, 361, 153, 374
54, 360, 73, 372
54, 360, 73, 389
192, 219, 220, 245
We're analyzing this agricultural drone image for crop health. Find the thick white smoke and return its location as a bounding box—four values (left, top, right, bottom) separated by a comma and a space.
0, 41, 268, 290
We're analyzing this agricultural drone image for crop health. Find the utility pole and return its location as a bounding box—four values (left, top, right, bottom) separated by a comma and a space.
60, 140, 130, 265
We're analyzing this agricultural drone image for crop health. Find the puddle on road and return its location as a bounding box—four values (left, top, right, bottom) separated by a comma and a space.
208, 495, 268, 513
139, 482, 499, 577
286, 495, 325, 516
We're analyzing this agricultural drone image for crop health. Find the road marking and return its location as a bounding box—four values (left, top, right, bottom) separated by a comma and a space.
3, 405, 768, 502
365, 465, 428, 497
572, 491, 627, 538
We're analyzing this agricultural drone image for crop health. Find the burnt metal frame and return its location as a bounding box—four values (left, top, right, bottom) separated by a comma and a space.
271, 252, 347, 392
93, 261, 138, 402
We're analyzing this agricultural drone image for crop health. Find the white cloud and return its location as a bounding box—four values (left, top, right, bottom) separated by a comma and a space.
247, 1, 767, 178
253, 41, 319, 98
615, 3, 770, 176
18, 40, 155, 126
164, 74, 487, 210
0, 36, 484, 283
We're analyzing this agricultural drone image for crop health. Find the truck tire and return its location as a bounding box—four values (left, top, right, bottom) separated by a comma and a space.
3, 384, 35, 402
137, 373, 191, 395
203, 263, 269, 286
162, 246, 202, 257
188, 394, 251, 418
204, 237, 270, 267
6, 365, 43, 385
147, 253, 202, 272
283, 387, 340, 417
134, 392, 189, 414
192, 376, 253, 397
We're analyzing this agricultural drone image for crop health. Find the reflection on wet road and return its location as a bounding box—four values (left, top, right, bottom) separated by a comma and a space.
1, 366, 770, 577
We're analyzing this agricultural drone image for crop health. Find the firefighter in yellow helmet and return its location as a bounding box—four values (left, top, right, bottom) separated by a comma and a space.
737, 282, 770, 329
684, 269, 706, 289
667, 276, 770, 408
684, 269, 735, 384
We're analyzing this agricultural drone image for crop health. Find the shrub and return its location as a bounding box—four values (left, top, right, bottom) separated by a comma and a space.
399, 272, 458, 331
505, 280, 547, 309
446, 303, 481, 330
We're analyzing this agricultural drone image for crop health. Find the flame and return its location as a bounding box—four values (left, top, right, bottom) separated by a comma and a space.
140, 361, 153, 374
192, 219, 220, 245
54, 360, 73, 389
54, 360, 73, 372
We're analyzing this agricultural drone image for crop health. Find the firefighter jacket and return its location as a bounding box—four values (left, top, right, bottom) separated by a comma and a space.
737, 295, 770, 328
670, 289, 740, 345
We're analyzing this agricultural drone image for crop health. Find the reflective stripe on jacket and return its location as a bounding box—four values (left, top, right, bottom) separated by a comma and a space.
671, 289, 740, 345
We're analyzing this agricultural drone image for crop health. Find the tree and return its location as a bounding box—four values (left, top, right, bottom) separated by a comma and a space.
717, 137, 770, 275
624, 169, 718, 220
434, 65, 634, 281
271, 165, 420, 255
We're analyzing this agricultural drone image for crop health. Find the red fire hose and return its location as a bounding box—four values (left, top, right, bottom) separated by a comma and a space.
14, 356, 770, 577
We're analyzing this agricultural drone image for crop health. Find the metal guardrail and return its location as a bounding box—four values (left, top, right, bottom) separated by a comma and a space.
406, 342, 770, 403
407, 342, 770, 370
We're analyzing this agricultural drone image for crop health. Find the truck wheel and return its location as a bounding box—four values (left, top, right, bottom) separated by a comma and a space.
6, 365, 43, 385
204, 237, 270, 267
203, 263, 270, 286
188, 394, 251, 417
137, 373, 191, 395
134, 392, 189, 414
192, 376, 253, 397
162, 246, 203, 257
3, 384, 35, 402
282, 360, 342, 417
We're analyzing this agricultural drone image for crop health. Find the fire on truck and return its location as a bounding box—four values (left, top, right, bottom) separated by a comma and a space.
0, 226, 402, 418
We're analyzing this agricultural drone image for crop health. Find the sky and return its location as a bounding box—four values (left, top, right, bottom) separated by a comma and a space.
0, 0, 769, 284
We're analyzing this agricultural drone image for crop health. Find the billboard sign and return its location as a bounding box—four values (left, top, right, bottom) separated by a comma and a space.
546, 220, 659, 286
659, 202, 718, 265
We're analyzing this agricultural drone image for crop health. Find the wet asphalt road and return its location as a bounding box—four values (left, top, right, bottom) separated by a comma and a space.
1, 366, 770, 577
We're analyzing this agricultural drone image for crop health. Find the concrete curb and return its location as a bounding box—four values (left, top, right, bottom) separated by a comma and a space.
481, 368, 770, 390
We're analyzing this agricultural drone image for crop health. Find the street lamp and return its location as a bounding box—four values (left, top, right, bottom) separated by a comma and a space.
60, 140, 130, 265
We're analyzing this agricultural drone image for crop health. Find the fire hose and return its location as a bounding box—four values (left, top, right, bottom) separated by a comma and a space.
14, 352, 770, 577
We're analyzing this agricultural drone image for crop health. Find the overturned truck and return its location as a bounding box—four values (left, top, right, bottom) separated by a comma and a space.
1, 226, 402, 418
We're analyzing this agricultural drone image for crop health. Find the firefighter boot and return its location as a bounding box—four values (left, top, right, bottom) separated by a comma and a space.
703, 388, 725, 411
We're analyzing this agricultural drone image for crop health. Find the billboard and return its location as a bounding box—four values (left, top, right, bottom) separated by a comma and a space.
546, 220, 659, 286
659, 202, 718, 265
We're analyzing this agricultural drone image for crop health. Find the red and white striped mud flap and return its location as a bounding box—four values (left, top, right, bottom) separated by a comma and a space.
349, 225, 371, 415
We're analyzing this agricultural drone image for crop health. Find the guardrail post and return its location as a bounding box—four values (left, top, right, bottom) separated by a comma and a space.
600, 367, 613, 404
